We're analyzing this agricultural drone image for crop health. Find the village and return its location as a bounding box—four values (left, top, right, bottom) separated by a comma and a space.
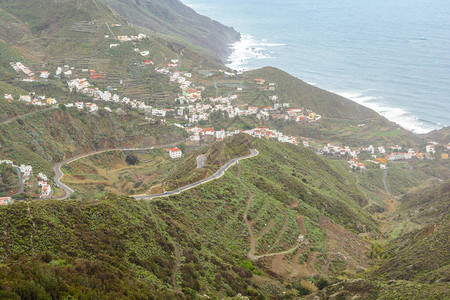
2, 48, 449, 205
0, 158, 52, 205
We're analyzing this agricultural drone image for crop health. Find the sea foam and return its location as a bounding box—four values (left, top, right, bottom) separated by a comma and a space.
334, 91, 442, 134
227, 34, 284, 71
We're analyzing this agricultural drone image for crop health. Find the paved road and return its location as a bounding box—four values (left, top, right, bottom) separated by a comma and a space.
8, 166, 24, 197
196, 155, 206, 168
134, 149, 259, 200
0, 106, 58, 126
53, 141, 185, 200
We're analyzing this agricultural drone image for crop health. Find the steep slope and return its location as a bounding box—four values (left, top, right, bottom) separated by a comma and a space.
0, 0, 223, 104
304, 181, 450, 300
0, 136, 380, 298
371, 181, 450, 283
226, 67, 421, 146
421, 126, 450, 145
0, 104, 186, 179
99, 0, 240, 62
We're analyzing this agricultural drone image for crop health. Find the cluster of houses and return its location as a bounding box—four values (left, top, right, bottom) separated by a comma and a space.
10, 62, 33, 77
117, 33, 147, 43
0, 160, 51, 199
183, 125, 298, 145
67, 78, 155, 113
4, 93, 58, 106
1, 159, 33, 180
10, 61, 40, 82
10, 61, 79, 82
37, 172, 52, 198
312, 140, 449, 171
110, 33, 148, 49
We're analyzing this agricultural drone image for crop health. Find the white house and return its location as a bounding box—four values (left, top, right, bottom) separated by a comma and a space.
0, 160, 13, 165
40, 71, 50, 79
38, 172, 48, 181
168, 147, 182, 159
19, 95, 32, 102
86, 103, 98, 112
152, 108, 166, 117
41, 184, 52, 198
0, 197, 12, 205
426, 144, 436, 154
75, 102, 84, 110
190, 135, 200, 141
19, 164, 32, 178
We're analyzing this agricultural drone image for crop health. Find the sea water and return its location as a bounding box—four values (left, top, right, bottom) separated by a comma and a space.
182, 0, 450, 134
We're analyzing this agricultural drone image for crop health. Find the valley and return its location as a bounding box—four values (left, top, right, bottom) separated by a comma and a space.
0, 0, 448, 299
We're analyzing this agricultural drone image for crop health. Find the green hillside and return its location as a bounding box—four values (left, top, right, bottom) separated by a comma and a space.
99, 0, 240, 62
372, 181, 450, 283
304, 181, 450, 299
0, 136, 381, 298
242, 67, 420, 146
0, 104, 186, 179
0, 0, 447, 298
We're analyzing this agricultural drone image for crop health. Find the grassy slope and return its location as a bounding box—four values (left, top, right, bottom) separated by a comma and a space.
304, 181, 450, 299
243, 67, 420, 146
61, 149, 179, 198
0, 164, 19, 196
99, 0, 240, 62
372, 181, 450, 283
0, 137, 381, 298
421, 126, 450, 144
0, 106, 186, 177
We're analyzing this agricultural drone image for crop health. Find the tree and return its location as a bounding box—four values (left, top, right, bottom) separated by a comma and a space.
316, 277, 329, 290
125, 154, 139, 165
59, 103, 66, 111
178, 143, 186, 153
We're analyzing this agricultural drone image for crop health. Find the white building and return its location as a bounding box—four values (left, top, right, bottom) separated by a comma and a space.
168, 147, 182, 159
0, 197, 12, 205
38, 172, 48, 181
426, 144, 436, 154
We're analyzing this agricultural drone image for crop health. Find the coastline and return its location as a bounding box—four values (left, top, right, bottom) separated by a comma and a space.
225, 35, 445, 135
182, 0, 448, 135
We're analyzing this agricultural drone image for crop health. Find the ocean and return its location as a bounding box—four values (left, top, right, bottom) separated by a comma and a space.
182, 0, 450, 134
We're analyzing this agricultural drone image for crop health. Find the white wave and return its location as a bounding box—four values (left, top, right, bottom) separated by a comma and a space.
334, 90, 442, 134
260, 43, 286, 47
226, 34, 282, 71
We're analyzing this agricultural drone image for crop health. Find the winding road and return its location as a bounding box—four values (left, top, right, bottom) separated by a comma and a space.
7, 166, 25, 197
53, 141, 185, 200
134, 149, 259, 200
54, 144, 258, 201
13, 166, 24, 195
0, 106, 58, 126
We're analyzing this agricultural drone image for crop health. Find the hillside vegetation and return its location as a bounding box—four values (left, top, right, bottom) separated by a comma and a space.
305, 181, 450, 299
0, 0, 448, 298
0, 104, 186, 177
372, 181, 450, 283
243, 67, 420, 146
0, 136, 382, 298
99, 0, 240, 62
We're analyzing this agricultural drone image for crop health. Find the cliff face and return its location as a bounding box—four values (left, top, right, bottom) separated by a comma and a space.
99, 0, 240, 63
